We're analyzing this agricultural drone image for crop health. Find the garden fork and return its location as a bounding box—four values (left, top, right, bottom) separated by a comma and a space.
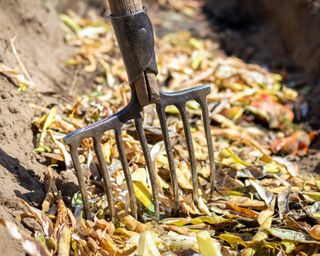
64, 0, 215, 222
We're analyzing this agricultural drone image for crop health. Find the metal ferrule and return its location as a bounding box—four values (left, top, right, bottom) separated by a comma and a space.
111, 8, 158, 85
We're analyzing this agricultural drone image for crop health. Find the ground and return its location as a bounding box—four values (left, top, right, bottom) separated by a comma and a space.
0, 0, 319, 254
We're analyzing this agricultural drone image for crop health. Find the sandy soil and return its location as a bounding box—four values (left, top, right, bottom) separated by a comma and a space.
0, 0, 76, 253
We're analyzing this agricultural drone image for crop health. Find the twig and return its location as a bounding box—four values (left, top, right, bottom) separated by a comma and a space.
10, 35, 35, 88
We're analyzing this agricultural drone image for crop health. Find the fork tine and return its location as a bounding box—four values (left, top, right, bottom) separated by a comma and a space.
69, 144, 92, 220
114, 128, 138, 219
198, 98, 216, 199
93, 136, 116, 223
134, 117, 160, 219
156, 105, 179, 214
177, 104, 199, 202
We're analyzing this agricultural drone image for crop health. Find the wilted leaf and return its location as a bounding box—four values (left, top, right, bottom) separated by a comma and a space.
219, 233, 247, 248
0, 218, 50, 256
227, 196, 266, 210
137, 231, 160, 256
57, 225, 71, 256
267, 228, 319, 244
309, 225, 320, 240
161, 215, 231, 227
278, 186, 290, 220
248, 179, 274, 206
196, 231, 222, 256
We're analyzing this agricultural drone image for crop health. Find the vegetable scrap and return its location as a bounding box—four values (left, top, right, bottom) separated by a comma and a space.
4, 1, 320, 255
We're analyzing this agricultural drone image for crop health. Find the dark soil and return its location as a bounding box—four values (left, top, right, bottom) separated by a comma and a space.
204, 0, 320, 173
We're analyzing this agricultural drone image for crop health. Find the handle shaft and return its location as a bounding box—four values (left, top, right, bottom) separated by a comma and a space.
108, 0, 143, 16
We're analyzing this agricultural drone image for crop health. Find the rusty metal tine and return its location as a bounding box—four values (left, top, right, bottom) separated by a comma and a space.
199, 99, 216, 199
93, 136, 116, 223
114, 129, 138, 219
177, 104, 199, 202
134, 117, 160, 219
69, 144, 92, 220
156, 105, 179, 214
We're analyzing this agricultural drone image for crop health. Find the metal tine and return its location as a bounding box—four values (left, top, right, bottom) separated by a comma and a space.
114, 128, 138, 219
93, 136, 116, 223
198, 97, 216, 199
134, 117, 160, 220
177, 104, 199, 203
156, 104, 179, 214
69, 144, 92, 220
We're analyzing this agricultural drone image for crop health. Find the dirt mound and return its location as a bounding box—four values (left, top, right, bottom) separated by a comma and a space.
0, 0, 74, 253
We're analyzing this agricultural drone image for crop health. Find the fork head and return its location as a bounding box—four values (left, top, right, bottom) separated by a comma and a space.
64, 84, 215, 222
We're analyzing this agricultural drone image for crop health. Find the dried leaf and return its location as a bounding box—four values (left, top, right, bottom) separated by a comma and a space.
57, 225, 71, 256
248, 179, 274, 206
267, 228, 319, 244
161, 215, 230, 227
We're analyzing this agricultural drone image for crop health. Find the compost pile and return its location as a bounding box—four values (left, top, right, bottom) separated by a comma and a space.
1, 1, 320, 256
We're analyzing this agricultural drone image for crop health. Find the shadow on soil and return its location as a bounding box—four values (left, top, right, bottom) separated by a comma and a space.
0, 148, 44, 205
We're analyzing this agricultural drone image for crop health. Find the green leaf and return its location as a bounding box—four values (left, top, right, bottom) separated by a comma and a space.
71, 192, 83, 208
133, 181, 154, 214
226, 148, 250, 167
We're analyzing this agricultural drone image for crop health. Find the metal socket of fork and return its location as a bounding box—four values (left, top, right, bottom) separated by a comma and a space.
64, 85, 216, 223
111, 8, 160, 106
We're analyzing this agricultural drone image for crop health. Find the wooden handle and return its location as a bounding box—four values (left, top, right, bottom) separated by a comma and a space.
108, 0, 143, 16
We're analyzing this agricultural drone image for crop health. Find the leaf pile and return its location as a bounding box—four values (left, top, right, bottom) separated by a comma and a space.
4, 3, 320, 256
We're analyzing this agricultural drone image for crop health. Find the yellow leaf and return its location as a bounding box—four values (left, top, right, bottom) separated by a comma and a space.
60, 14, 80, 33
35, 107, 57, 152
137, 231, 160, 256
197, 196, 210, 215
165, 105, 179, 115
219, 233, 247, 248
57, 225, 71, 256
161, 215, 230, 227
240, 248, 256, 256
196, 231, 222, 256
176, 162, 193, 190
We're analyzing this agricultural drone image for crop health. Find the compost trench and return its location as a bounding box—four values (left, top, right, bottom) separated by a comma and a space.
0, 0, 319, 254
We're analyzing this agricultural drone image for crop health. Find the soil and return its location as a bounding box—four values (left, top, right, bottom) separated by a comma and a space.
0, 0, 319, 254
204, 0, 320, 173
0, 0, 78, 253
